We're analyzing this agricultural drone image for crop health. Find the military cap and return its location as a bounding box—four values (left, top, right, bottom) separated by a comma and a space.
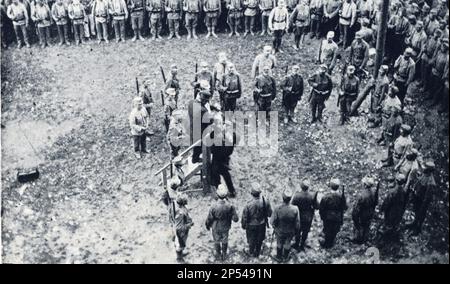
169, 177, 181, 190
407, 15, 416, 21
327, 31, 335, 39
301, 179, 310, 190
133, 97, 143, 104
405, 47, 414, 55
319, 64, 328, 70
380, 65, 389, 72
355, 31, 363, 39
424, 161, 436, 170
390, 85, 399, 94
251, 186, 262, 196
347, 65, 356, 73
199, 80, 211, 90
217, 184, 228, 198
176, 193, 188, 205
416, 20, 424, 26
362, 177, 375, 187
170, 64, 178, 69
166, 88, 176, 96
282, 189, 293, 200
401, 124, 412, 134
369, 48, 377, 56
395, 173, 406, 183
362, 18, 370, 26
330, 178, 341, 190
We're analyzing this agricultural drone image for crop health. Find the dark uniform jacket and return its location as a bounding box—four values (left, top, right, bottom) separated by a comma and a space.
242, 196, 273, 228
255, 74, 277, 99
319, 191, 347, 224
308, 73, 333, 96
192, 71, 215, 96
206, 199, 239, 232
341, 74, 360, 97
352, 188, 378, 225
271, 203, 300, 235
412, 173, 436, 213
291, 191, 318, 223
281, 74, 304, 98
221, 73, 242, 99
381, 185, 406, 227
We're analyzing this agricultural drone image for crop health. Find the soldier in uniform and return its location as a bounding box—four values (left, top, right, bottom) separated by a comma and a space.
351, 177, 378, 244
7, 0, 30, 48
254, 65, 277, 119
421, 29, 442, 94
129, 97, 149, 158
140, 80, 154, 126
183, 0, 201, 39
52, 0, 70, 46
251, 45, 277, 79
319, 178, 347, 248
428, 38, 449, 108
383, 123, 413, 167
323, 0, 341, 40
243, 0, 258, 36
348, 31, 370, 78
387, 7, 409, 62
291, 179, 318, 251
259, 0, 273, 36
271, 189, 300, 262
309, 0, 323, 39
405, 20, 427, 65
92, 0, 110, 44
308, 64, 333, 123
164, 88, 178, 132
395, 148, 421, 192
289, 0, 310, 50
268, 0, 289, 53
32, 0, 52, 48
165, 0, 182, 39
377, 105, 402, 149
339, 65, 360, 125
146, 0, 163, 40
226, 0, 243, 37
167, 110, 187, 158
169, 193, 194, 261
192, 61, 215, 98
241, 185, 272, 258
205, 185, 239, 261
381, 85, 402, 118
407, 161, 436, 235
424, 9, 440, 36
204, 0, 221, 38
359, 18, 374, 46
393, 48, 415, 104
165, 64, 181, 106
317, 31, 338, 74
369, 65, 389, 114
214, 52, 232, 108
81, 0, 95, 40
281, 65, 303, 124
381, 173, 406, 239
108, 0, 128, 43
220, 63, 242, 111
128, 0, 145, 41
68, 0, 86, 45
338, 0, 357, 48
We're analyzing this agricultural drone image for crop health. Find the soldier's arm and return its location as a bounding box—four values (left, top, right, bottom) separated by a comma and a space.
122, 0, 129, 18
231, 205, 239, 223
407, 63, 415, 85
271, 77, 277, 100
294, 207, 300, 231
361, 44, 369, 68
270, 208, 277, 227
241, 206, 248, 229
205, 208, 214, 230
251, 56, 259, 79
237, 75, 242, 97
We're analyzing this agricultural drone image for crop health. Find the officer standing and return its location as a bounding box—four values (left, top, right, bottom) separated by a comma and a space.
307, 64, 333, 123
146, 0, 164, 40
165, 0, 182, 39
281, 65, 303, 124
271, 189, 300, 262
351, 177, 379, 244
108, 0, 129, 43
183, 0, 201, 39
204, 0, 221, 38
339, 65, 360, 125
319, 178, 347, 248
348, 31, 370, 77
393, 48, 415, 104
241, 185, 272, 257
164, 88, 178, 132
251, 45, 277, 79
129, 97, 149, 158
165, 64, 181, 106
192, 61, 215, 99
317, 31, 338, 74
254, 65, 277, 118
205, 185, 239, 261
128, 0, 146, 41
408, 161, 437, 235
291, 179, 318, 251
381, 173, 407, 239
167, 110, 187, 158
268, 0, 289, 53
227, 0, 244, 37
220, 63, 242, 111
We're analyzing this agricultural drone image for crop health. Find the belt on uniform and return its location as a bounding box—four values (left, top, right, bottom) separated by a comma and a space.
73, 16, 84, 20
273, 19, 286, 23
296, 19, 306, 22
344, 92, 357, 96
206, 8, 220, 12
151, 9, 161, 12
247, 6, 257, 9
96, 14, 107, 17
132, 7, 144, 12
226, 90, 240, 94
260, 93, 272, 97
340, 16, 351, 21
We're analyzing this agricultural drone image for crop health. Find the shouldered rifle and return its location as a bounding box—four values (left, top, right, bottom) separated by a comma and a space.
194, 62, 198, 97
160, 65, 167, 84
135, 77, 140, 96
262, 195, 270, 228
317, 39, 323, 63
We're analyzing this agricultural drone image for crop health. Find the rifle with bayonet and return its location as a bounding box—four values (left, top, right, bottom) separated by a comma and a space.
135, 77, 140, 96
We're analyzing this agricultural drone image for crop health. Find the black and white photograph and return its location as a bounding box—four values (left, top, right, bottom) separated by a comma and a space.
0, 0, 449, 266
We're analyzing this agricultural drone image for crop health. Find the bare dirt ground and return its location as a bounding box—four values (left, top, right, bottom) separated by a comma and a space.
1, 33, 449, 264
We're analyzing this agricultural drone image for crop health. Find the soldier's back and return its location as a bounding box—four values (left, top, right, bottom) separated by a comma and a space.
320, 192, 345, 222
273, 204, 298, 234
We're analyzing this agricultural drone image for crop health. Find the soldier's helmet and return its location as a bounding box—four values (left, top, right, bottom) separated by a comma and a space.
395, 173, 407, 185
251, 184, 262, 196
300, 179, 310, 190
347, 65, 356, 74
217, 184, 228, 199
404, 47, 414, 56
424, 161, 436, 171
282, 189, 293, 201
390, 85, 399, 95
330, 178, 341, 190
166, 88, 177, 96
380, 64, 389, 73
319, 64, 328, 71
326, 31, 335, 40
169, 177, 181, 190
400, 124, 412, 135
369, 48, 377, 57
354, 31, 363, 39
176, 193, 188, 206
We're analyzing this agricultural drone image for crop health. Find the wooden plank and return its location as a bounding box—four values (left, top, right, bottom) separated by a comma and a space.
154, 139, 202, 176
184, 163, 203, 181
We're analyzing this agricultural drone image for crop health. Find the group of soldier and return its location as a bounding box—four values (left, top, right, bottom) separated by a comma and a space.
125, 0, 448, 263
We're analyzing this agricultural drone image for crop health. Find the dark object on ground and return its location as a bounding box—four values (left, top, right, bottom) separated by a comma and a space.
17, 168, 40, 183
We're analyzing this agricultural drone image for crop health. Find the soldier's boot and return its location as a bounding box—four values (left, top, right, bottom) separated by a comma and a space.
17, 40, 23, 49
138, 30, 145, 41
206, 27, 211, 38
132, 30, 138, 42
339, 113, 346, 125
221, 243, 228, 261
211, 27, 218, 38
282, 248, 290, 262
187, 28, 192, 39
214, 244, 222, 260
192, 28, 198, 39
175, 30, 181, 39
228, 24, 234, 37
176, 250, 184, 261
235, 26, 240, 37
243, 27, 248, 37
